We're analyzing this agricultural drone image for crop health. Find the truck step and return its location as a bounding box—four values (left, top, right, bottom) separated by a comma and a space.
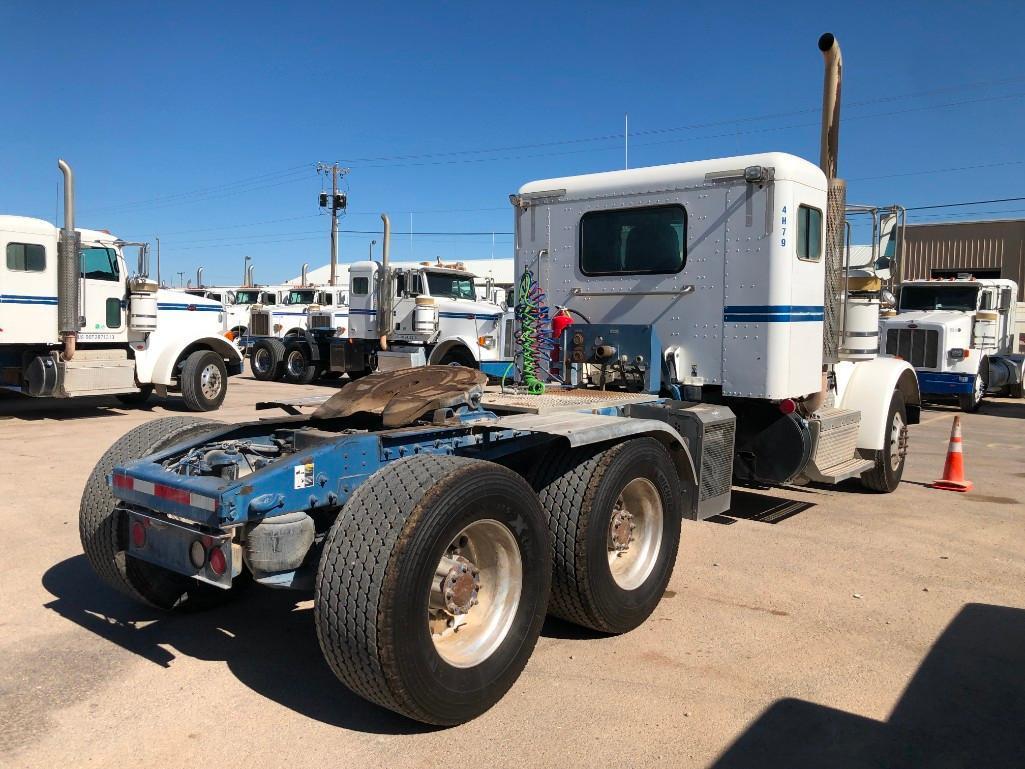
803, 406, 870, 484
803, 455, 875, 484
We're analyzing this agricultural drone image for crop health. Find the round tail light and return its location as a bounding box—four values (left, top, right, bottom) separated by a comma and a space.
778, 398, 797, 415
131, 521, 146, 548
189, 540, 207, 569
208, 546, 227, 576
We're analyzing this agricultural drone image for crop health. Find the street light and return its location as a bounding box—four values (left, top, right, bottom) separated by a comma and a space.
369, 239, 377, 259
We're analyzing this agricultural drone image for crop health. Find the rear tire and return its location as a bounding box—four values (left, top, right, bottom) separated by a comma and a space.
315, 455, 550, 725
283, 341, 320, 384
180, 350, 227, 411
1009, 380, 1024, 399
250, 338, 285, 381
79, 416, 240, 610
532, 437, 684, 634
860, 391, 908, 493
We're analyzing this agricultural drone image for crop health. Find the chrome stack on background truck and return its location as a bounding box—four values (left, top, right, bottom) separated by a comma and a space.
0, 161, 243, 411
79, 33, 921, 726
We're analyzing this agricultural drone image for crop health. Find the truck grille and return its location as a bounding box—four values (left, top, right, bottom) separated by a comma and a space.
310, 314, 332, 329
250, 313, 270, 336
885, 328, 939, 368
699, 420, 735, 502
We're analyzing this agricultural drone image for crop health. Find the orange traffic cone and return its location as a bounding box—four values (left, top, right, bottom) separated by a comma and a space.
931, 415, 973, 492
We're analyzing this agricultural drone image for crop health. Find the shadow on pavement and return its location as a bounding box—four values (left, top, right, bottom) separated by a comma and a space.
711, 602, 1025, 769
41, 555, 435, 735
724, 490, 816, 524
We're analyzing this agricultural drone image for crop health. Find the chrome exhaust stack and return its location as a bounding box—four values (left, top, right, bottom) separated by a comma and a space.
196, 267, 204, 289
301, 262, 310, 287
818, 32, 846, 364
57, 159, 81, 360
378, 214, 391, 351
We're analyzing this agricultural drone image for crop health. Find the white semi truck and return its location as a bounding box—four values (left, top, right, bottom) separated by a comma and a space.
253, 244, 512, 383
880, 277, 1024, 410
0, 161, 243, 411
77, 33, 923, 729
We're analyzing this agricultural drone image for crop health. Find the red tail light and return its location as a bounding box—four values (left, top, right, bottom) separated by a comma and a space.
131, 521, 146, 548
778, 399, 797, 415
208, 546, 227, 576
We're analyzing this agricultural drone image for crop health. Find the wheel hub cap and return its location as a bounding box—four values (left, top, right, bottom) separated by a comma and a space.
606, 477, 664, 591
200, 364, 221, 399
608, 506, 636, 553
428, 519, 522, 668
433, 555, 481, 615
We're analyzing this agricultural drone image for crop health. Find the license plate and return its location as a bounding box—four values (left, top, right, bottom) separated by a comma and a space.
123, 508, 235, 589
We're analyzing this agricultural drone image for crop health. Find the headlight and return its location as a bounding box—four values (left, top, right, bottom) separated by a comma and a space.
948, 348, 970, 360
478, 335, 496, 349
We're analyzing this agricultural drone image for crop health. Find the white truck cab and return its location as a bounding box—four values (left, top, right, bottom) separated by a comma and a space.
346, 259, 508, 372
880, 277, 1024, 410
0, 162, 242, 411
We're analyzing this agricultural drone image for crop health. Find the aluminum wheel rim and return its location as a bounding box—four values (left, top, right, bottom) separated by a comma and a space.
607, 477, 663, 591
253, 348, 270, 374
429, 519, 522, 669
286, 350, 306, 377
200, 363, 222, 400
889, 410, 908, 472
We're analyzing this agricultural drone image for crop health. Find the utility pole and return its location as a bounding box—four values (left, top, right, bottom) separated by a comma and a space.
155, 236, 161, 284
176, 271, 185, 288
369, 239, 376, 259
317, 162, 349, 285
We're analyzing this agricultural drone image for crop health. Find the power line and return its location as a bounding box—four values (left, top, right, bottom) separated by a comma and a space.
335, 75, 1025, 165
906, 196, 1025, 211
79, 165, 316, 215
849, 159, 1025, 182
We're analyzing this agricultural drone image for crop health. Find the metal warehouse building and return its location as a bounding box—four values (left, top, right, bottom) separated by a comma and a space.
897, 218, 1025, 301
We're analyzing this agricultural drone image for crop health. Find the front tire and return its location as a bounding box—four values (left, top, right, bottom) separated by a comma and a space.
532, 437, 684, 634
438, 347, 477, 368
79, 416, 240, 610
315, 455, 550, 725
958, 371, 985, 413
180, 350, 228, 411
860, 390, 908, 493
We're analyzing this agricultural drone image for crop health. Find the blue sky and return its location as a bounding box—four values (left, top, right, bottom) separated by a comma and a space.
3, 1, 1024, 285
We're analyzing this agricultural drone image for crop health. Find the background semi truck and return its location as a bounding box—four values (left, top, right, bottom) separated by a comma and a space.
78, 33, 921, 727
881, 276, 1024, 410
265, 236, 513, 383
0, 161, 243, 411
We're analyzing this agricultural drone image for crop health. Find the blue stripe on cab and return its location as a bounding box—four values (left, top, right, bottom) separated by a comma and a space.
724, 304, 824, 323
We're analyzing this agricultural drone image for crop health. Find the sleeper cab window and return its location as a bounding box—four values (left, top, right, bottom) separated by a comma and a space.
352, 276, 370, 296
579, 204, 686, 276
6, 242, 46, 272
797, 204, 823, 261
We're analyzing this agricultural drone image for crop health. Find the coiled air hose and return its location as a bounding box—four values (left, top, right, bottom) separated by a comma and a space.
514, 267, 554, 395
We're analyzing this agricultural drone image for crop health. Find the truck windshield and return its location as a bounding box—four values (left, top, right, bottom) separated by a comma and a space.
285, 290, 317, 304
426, 272, 475, 299
234, 290, 260, 304
900, 285, 979, 312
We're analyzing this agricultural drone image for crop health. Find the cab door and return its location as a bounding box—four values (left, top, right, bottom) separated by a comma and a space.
79, 245, 128, 342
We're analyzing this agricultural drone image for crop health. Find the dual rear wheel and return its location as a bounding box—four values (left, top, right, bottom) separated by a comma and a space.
315, 438, 683, 724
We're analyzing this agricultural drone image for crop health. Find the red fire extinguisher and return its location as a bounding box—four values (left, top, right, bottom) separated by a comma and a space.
551, 308, 573, 362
